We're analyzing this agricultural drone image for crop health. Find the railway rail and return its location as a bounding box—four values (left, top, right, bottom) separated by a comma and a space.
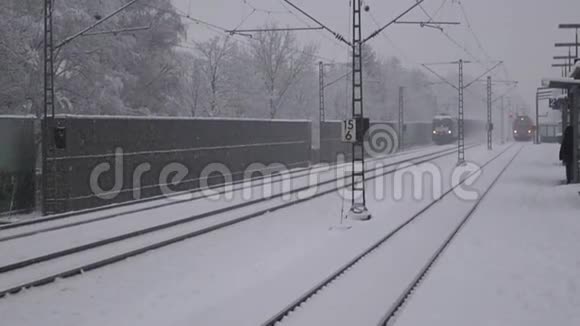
261, 143, 521, 326
0, 144, 477, 298
0, 145, 440, 240
377, 145, 523, 326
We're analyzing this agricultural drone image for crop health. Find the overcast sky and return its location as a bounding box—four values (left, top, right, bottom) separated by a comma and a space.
171, 0, 580, 114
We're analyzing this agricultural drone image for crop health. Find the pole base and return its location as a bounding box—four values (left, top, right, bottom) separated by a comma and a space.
457, 160, 466, 167
329, 224, 353, 232
346, 204, 372, 221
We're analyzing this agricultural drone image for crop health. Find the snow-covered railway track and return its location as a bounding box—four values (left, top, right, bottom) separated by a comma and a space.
0, 145, 472, 298
377, 145, 524, 326
261, 143, 521, 326
0, 145, 437, 241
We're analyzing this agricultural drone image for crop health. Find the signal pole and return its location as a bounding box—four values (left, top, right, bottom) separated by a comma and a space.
458, 59, 465, 163
282, 0, 427, 221
422, 60, 503, 164
487, 76, 493, 150
500, 96, 505, 144
42, 0, 56, 215
398, 86, 405, 151
347, 0, 370, 220
319, 62, 326, 123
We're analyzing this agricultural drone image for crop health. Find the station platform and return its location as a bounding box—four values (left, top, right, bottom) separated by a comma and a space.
394, 143, 580, 326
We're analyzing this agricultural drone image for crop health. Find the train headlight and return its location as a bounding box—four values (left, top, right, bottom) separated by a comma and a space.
433, 130, 437, 135
528, 130, 532, 134
513, 130, 518, 134
448, 130, 452, 134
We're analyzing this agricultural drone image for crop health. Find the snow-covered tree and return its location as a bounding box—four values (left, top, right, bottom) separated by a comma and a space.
249, 23, 318, 119
0, 0, 186, 116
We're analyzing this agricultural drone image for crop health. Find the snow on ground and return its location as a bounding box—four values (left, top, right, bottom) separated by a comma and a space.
394, 143, 580, 326
0, 144, 507, 326
0, 144, 442, 240
0, 211, 40, 225
268, 144, 521, 326
0, 145, 452, 285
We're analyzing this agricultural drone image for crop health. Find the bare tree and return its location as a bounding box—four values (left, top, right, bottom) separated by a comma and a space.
250, 24, 317, 119
188, 59, 202, 116
195, 36, 233, 117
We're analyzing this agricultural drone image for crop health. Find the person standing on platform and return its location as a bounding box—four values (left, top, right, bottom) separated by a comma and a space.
559, 126, 574, 184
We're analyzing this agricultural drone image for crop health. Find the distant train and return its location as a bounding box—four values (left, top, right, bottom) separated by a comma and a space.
512, 115, 534, 141
432, 114, 458, 145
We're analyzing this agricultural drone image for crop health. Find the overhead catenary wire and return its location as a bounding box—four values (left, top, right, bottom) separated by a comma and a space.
274, 0, 350, 53
228, 27, 324, 33
453, 1, 522, 101
229, 8, 257, 35
456, 0, 494, 64
279, 0, 351, 46
363, 0, 426, 43
146, 2, 337, 62
367, 12, 419, 66
430, 0, 449, 22
240, 0, 288, 15
143, 3, 230, 35
81, 24, 152, 37
56, 0, 142, 49
324, 70, 352, 89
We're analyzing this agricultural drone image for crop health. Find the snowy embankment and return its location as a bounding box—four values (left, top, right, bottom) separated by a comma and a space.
394, 144, 580, 326
0, 144, 506, 326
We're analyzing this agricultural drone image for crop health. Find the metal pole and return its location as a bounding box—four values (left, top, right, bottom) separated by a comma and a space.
458, 59, 465, 164
319, 62, 325, 123
398, 86, 404, 151
562, 96, 569, 135
571, 87, 579, 183
487, 76, 492, 150
500, 96, 505, 144
576, 28, 578, 59
563, 66, 566, 78
347, 0, 370, 220
535, 90, 540, 144
42, 0, 56, 215
569, 47, 573, 74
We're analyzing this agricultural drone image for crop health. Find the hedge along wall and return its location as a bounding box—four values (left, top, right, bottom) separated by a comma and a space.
0, 116, 36, 214
43, 116, 312, 214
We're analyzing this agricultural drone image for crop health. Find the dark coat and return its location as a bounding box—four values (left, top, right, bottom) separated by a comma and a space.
559, 126, 573, 163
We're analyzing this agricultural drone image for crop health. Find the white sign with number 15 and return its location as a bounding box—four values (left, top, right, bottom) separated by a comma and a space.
341, 119, 356, 143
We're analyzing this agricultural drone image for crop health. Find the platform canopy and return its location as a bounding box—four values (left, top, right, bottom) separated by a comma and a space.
541, 77, 580, 89
570, 61, 580, 79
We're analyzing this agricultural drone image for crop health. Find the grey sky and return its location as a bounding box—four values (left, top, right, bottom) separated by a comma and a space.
172, 0, 580, 114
